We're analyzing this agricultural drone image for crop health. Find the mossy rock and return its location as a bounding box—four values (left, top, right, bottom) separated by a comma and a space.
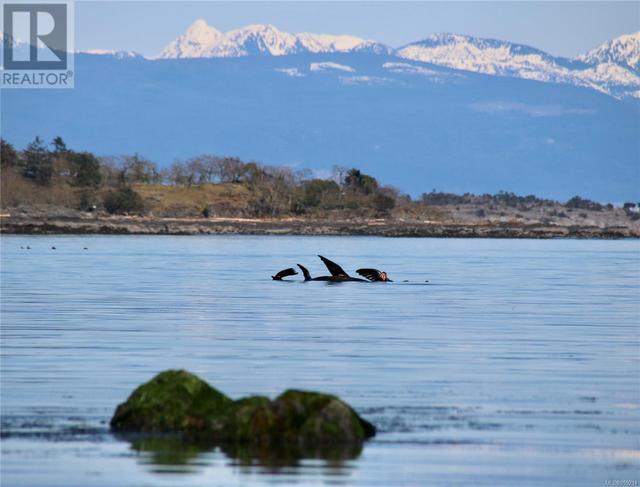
111, 370, 376, 447
229, 390, 375, 445
110, 370, 233, 433
273, 390, 375, 444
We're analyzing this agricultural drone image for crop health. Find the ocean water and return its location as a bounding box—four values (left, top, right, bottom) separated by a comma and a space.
1, 235, 638, 486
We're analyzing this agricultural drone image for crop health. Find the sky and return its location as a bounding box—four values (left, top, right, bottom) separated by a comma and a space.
75, 1, 640, 58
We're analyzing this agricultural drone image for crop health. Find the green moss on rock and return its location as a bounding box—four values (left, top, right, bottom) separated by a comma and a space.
110, 370, 376, 447
225, 390, 375, 445
110, 370, 233, 433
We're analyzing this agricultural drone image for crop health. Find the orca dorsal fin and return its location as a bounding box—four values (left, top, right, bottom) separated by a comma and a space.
297, 264, 312, 281
318, 255, 349, 277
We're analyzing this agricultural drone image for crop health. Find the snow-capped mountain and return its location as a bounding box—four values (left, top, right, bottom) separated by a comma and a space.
4, 19, 640, 100
153, 23, 639, 99
157, 19, 224, 58
577, 32, 640, 73
157, 19, 390, 59
396, 33, 640, 99
397, 34, 559, 77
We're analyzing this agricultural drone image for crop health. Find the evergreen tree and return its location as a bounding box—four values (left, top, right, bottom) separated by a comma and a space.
1, 139, 19, 167
344, 168, 378, 195
22, 136, 53, 184
51, 136, 68, 154
70, 152, 102, 187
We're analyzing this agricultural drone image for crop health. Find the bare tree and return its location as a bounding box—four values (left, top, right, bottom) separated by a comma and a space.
199, 155, 221, 183
98, 156, 122, 187
217, 157, 246, 183
166, 159, 194, 186
120, 154, 161, 184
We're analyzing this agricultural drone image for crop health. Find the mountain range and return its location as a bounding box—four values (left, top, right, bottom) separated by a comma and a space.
157, 20, 391, 59
146, 21, 640, 100
2, 21, 639, 201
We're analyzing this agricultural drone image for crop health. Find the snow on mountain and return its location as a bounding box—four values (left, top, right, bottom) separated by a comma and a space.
218, 24, 300, 57
297, 32, 368, 53
310, 61, 355, 73
156, 20, 388, 59
350, 40, 394, 55
79, 49, 143, 59
158, 19, 223, 58
571, 62, 640, 98
577, 32, 640, 73
397, 33, 640, 99
383, 61, 463, 83
397, 33, 558, 77
339, 75, 393, 86
53, 19, 640, 100
275, 67, 305, 77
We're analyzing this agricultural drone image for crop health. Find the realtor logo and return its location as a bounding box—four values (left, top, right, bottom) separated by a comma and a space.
1, 1, 74, 88
4, 3, 67, 69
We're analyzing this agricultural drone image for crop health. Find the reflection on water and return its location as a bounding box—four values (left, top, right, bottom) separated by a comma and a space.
125, 434, 362, 475
1, 235, 639, 486
131, 436, 210, 474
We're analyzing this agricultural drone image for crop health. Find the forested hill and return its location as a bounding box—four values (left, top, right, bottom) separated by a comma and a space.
2, 137, 639, 234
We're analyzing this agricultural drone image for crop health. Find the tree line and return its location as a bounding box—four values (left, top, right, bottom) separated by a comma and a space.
1, 137, 401, 216
1, 136, 623, 217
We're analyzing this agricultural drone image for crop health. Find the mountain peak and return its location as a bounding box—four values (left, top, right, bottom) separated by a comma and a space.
156, 19, 222, 59
577, 31, 640, 72
187, 18, 208, 31
184, 19, 222, 43
240, 23, 282, 33
223, 23, 299, 56
157, 20, 388, 59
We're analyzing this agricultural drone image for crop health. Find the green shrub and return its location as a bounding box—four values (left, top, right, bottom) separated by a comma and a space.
302, 179, 341, 207
373, 192, 395, 212
566, 196, 602, 211
104, 187, 144, 214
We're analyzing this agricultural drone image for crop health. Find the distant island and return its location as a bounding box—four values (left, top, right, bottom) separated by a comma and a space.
1, 137, 639, 238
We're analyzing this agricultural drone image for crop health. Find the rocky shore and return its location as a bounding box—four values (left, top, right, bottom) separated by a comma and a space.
2, 214, 638, 238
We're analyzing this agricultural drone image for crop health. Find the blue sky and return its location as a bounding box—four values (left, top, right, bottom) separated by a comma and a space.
76, 1, 639, 58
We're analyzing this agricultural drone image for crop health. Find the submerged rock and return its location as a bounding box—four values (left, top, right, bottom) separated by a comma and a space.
111, 370, 375, 448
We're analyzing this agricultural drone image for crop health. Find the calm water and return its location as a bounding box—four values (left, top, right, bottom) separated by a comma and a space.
1, 235, 639, 486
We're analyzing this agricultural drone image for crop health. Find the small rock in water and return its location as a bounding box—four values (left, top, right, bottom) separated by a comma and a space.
110, 370, 375, 447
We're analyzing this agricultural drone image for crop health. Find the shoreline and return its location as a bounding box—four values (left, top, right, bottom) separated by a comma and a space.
2, 215, 638, 239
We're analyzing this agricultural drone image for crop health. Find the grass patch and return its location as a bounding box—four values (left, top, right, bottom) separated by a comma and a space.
132, 183, 251, 217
